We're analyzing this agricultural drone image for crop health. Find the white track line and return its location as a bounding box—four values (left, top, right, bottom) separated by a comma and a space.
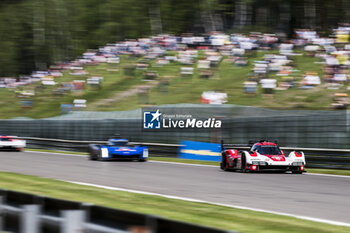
305, 173, 350, 179
64, 180, 350, 227
24, 150, 350, 178
24, 150, 86, 157
149, 160, 216, 167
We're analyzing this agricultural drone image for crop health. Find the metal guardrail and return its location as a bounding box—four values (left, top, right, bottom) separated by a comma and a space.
21, 137, 350, 170
1, 106, 348, 148
22, 137, 180, 157
0, 189, 233, 233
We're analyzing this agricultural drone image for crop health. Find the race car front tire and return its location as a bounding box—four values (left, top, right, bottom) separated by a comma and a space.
90, 153, 98, 160
88, 150, 98, 160
291, 166, 304, 174
240, 154, 248, 173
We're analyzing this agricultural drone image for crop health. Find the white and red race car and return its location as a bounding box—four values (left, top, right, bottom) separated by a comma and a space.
220, 140, 306, 174
0, 136, 26, 151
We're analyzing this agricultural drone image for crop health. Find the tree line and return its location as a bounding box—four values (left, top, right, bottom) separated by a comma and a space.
0, 0, 349, 76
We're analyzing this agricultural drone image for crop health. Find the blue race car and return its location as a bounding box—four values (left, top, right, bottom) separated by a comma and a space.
88, 139, 148, 161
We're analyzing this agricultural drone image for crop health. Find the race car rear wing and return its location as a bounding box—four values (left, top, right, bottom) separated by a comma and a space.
221, 140, 250, 152
221, 139, 280, 152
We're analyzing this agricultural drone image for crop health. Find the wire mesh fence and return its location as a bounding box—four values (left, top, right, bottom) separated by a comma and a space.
0, 105, 348, 149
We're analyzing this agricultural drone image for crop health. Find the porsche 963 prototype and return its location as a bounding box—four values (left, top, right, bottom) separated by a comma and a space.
221, 140, 306, 174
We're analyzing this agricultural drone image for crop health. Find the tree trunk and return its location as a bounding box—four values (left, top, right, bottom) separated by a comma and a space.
33, 0, 46, 70
149, 0, 162, 35
304, 0, 316, 29
234, 0, 251, 29
277, 2, 291, 37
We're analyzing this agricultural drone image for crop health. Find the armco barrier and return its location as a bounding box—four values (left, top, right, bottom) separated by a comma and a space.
0, 189, 234, 233
0, 106, 348, 148
22, 137, 350, 169
22, 137, 179, 157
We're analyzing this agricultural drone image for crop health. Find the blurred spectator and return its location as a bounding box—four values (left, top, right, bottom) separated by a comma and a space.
332, 93, 349, 109
244, 81, 257, 94
302, 72, 321, 87
201, 91, 227, 104
260, 79, 277, 94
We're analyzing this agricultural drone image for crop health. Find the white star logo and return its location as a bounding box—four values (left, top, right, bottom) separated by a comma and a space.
151, 109, 162, 122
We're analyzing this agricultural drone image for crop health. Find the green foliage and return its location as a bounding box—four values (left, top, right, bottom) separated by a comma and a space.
0, 0, 153, 76
0, 0, 349, 77
0, 0, 350, 76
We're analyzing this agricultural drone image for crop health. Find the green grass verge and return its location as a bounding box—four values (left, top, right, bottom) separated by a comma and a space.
306, 168, 350, 176
0, 171, 349, 233
25, 148, 350, 176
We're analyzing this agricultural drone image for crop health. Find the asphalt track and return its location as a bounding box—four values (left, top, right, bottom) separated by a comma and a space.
0, 151, 349, 225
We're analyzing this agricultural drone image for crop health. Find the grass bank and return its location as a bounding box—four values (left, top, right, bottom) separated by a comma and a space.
0, 171, 348, 233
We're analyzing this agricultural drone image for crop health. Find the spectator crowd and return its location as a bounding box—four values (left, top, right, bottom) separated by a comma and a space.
2, 26, 350, 109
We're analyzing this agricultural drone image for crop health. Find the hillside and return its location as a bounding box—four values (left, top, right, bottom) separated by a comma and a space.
0, 47, 348, 119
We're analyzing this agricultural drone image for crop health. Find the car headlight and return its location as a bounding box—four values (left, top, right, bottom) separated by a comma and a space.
143, 149, 148, 158
101, 148, 109, 158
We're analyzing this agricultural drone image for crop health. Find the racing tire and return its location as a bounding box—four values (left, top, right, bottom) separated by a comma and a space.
240, 154, 248, 173
291, 166, 304, 174
220, 154, 229, 171
96, 150, 104, 161
88, 148, 97, 160
138, 159, 147, 162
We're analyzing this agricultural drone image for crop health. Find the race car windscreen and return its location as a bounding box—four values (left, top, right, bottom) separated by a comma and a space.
0, 138, 11, 141
109, 141, 128, 147
253, 145, 282, 155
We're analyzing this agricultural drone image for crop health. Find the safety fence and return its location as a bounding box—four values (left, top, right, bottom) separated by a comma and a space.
0, 105, 349, 149
0, 189, 233, 233
23, 137, 350, 170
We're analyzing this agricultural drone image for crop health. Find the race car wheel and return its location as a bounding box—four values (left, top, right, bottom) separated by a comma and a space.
94, 150, 104, 161
220, 154, 229, 171
291, 166, 304, 174
240, 154, 248, 173
96, 153, 104, 161
88, 148, 97, 160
